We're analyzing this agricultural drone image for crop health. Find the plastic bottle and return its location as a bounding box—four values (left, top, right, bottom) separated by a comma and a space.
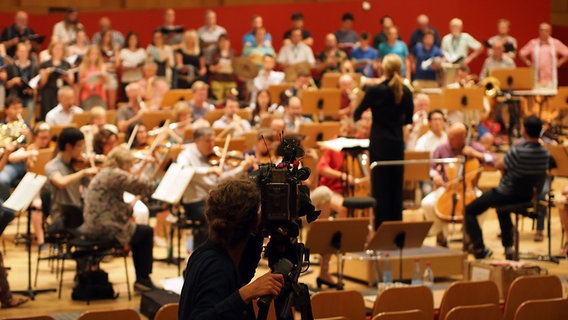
423, 262, 434, 289
185, 230, 194, 254
382, 253, 393, 283
411, 258, 423, 285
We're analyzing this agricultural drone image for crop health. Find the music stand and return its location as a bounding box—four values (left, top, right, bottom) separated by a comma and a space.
301, 89, 341, 122
152, 163, 195, 275
305, 218, 369, 290
141, 110, 174, 129
491, 67, 535, 90
298, 122, 340, 149
403, 151, 431, 208
4, 173, 56, 299
366, 221, 432, 281
548, 87, 568, 110
71, 113, 91, 128
160, 89, 194, 108
442, 87, 485, 113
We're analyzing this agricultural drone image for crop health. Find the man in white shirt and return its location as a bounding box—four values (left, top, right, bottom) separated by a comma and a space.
441, 18, 482, 66
45, 86, 83, 126
188, 81, 215, 121
212, 96, 251, 136
250, 55, 285, 106
284, 96, 313, 132
415, 109, 448, 153
176, 127, 254, 247
480, 40, 516, 80
277, 28, 316, 68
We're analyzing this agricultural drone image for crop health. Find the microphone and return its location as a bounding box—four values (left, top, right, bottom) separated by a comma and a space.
257, 258, 293, 309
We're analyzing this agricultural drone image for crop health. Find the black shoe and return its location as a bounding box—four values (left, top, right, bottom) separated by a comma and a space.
473, 248, 493, 260
134, 278, 158, 292
316, 277, 339, 289
505, 247, 515, 260
436, 232, 448, 248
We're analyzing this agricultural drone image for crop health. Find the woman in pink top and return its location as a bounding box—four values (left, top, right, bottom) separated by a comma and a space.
78, 45, 108, 105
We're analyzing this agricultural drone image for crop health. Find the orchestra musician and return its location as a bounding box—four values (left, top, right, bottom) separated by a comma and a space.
420, 123, 496, 247
116, 82, 145, 133
465, 116, 550, 259
480, 40, 516, 80
353, 54, 414, 229
176, 127, 255, 249
414, 109, 448, 153
278, 71, 310, 107
406, 93, 431, 151
250, 54, 285, 109
188, 80, 215, 121
82, 145, 157, 292
45, 127, 98, 232
316, 33, 348, 75
283, 96, 313, 133
45, 86, 84, 126
212, 95, 252, 137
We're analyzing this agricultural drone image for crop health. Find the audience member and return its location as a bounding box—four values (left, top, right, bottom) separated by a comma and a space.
373, 15, 398, 49
175, 30, 206, 88
441, 18, 483, 66
250, 55, 285, 107
5, 42, 38, 122
282, 12, 313, 47
243, 27, 275, 68
156, 8, 184, 47
316, 33, 348, 75
209, 34, 237, 100
379, 26, 411, 79
350, 32, 378, 78
52, 7, 84, 45
92, 16, 125, 48
38, 40, 73, 120
487, 19, 518, 59
197, 9, 227, 64
277, 28, 316, 68
411, 29, 443, 81
78, 44, 108, 106
1, 11, 36, 57
334, 12, 359, 51
243, 15, 272, 47
409, 14, 441, 51
119, 32, 146, 100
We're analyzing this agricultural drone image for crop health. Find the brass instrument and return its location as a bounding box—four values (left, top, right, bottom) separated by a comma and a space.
0, 116, 28, 148
480, 77, 502, 98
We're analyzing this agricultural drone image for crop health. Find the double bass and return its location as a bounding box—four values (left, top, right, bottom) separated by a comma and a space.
435, 129, 483, 223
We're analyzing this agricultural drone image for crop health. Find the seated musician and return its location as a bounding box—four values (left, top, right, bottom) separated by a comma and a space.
93, 128, 119, 156
406, 93, 431, 151
0, 96, 32, 203
560, 186, 568, 256
246, 129, 273, 167
283, 96, 313, 132
278, 71, 311, 107
176, 127, 255, 249
277, 28, 316, 68
421, 122, 497, 247
250, 89, 279, 128
45, 128, 98, 232
188, 80, 215, 121
80, 106, 118, 137
250, 54, 285, 109
414, 109, 448, 153
212, 95, 252, 137
45, 86, 84, 126
317, 118, 369, 218
117, 82, 145, 133
479, 40, 516, 80
467, 116, 550, 259
338, 74, 358, 119
82, 145, 157, 292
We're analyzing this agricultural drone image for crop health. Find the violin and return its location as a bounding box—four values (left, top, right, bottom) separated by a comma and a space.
208, 147, 245, 167
71, 153, 105, 171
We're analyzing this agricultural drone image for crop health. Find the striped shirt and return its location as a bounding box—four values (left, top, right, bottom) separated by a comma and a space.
498, 141, 550, 196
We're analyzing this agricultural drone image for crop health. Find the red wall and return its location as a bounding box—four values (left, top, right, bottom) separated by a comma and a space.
2, 0, 562, 82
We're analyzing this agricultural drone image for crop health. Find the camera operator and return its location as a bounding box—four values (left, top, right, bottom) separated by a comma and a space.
179, 178, 284, 320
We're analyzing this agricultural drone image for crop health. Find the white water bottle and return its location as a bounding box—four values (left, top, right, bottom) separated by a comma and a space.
185, 230, 194, 254
411, 258, 423, 285
423, 262, 434, 289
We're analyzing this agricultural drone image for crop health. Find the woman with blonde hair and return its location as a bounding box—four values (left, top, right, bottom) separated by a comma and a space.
78, 44, 108, 105
353, 54, 414, 230
175, 30, 206, 88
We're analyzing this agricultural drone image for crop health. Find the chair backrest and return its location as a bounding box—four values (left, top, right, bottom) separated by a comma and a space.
3, 316, 56, 320
311, 290, 366, 320
514, 298, 568, 320
77, 309, 140, 320
372, 286, 433, 318
372, 309, 429, 320
60, 204, 84, 230
511, 173, 547, 200
445, 303, 503, 320
503, 275, 563, 320
438, 280, 500, 320
154, 303, 179, 320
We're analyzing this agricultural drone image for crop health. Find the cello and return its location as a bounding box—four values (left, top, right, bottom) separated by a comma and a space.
435, 128, 483, 223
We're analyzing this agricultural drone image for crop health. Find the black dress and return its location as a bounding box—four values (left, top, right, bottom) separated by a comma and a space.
178, 235, 263, 320
353, 78, 414, 229
176, 49, 203, 89
39, 60, 71, 120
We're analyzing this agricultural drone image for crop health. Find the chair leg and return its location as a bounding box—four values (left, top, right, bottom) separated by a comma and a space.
58, 255, 65, 299
34, 247, 41, 287
514, 213, 520, 261
123, 255, 131, 300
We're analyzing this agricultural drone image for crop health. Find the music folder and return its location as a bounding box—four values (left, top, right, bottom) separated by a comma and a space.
152, 163, 195, 205
3, 173, 47, 213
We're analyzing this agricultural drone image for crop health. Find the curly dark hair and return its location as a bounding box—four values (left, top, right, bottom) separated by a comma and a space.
205, 179, 261, 247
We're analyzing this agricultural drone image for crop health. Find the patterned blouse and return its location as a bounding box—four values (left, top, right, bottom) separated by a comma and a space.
82, 167, 152, 245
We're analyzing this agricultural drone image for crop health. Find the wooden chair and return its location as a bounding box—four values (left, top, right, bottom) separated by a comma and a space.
203, 109, 225, 124
72, 113, 91, 127
161, 89, 194, 108
372, 309, 429, 320
77, 309, 140, 320
268, 84, 293, 103
106, 109, 117, 124
141, 110, 175, 129
371, 286, 433, 319
514, 298, 568, 320
311, 290, 366, 320
445, 304, 503, 320
50, 123, 77, 138
154, 303, 179, 320
3, 316, 56, 320
503, 275, 563, 320
438, 280, 500, 320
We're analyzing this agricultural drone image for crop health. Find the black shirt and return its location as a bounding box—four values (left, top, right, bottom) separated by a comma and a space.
353, 78, 414, 161
178, 235, 263, 320
1, 24, 37, 57
283, 29, 312, 41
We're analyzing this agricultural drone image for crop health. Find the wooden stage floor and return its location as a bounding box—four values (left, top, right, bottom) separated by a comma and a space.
2, 178, 568, 319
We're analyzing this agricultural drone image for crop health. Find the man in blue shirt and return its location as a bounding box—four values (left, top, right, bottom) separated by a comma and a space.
378, 26, 410, 78
350, 32, 378, 77
409, 14, 441, 52
412, 30, 443, 81
242, 15, 272, 48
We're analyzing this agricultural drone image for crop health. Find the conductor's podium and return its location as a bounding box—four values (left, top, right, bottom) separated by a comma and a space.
341, 246, 467, 286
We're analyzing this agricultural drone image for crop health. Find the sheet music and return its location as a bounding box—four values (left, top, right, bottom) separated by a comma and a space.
3, 173, 47, 212
317, 137, 370, 152
152, 163, 195, 204
512, 88, 558, 96
27, 74, 41, 89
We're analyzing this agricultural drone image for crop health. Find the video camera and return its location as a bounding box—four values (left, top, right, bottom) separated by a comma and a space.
249, 136, 320, 320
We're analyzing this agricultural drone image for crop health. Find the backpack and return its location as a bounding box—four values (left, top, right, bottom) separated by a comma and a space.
71, 269, 118, 301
